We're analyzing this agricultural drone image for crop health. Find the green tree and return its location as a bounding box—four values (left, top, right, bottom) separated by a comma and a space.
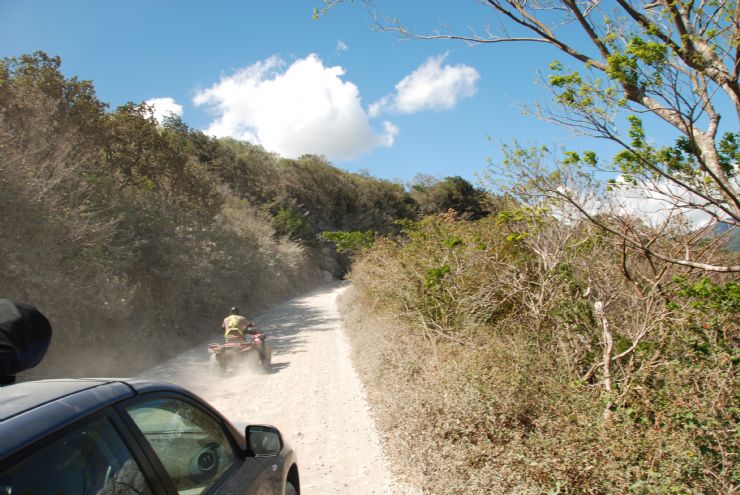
409, 175, 491, 219
322, 1, 739, 272
321, 230, 375, 254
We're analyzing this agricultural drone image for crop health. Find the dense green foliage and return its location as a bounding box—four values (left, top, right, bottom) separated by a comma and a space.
0, 52, 416, 375
408, 174, 493, 220
321, 230, 375, 254
344, 211, 737, 494
196, 136, 418, 240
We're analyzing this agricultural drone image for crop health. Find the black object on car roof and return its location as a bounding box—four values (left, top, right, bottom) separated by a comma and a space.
0, 300, 52, 385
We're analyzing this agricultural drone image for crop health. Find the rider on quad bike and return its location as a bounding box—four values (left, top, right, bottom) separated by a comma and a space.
222, 306, 267, 363
222, 306, 254, 339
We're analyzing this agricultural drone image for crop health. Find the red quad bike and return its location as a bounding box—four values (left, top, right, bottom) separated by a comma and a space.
208, 326, 272, 374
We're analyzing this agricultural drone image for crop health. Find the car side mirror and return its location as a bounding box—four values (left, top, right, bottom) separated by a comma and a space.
245, 425, 283, 457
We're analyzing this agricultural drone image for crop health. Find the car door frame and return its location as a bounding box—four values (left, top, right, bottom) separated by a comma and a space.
0, 406, 170, 495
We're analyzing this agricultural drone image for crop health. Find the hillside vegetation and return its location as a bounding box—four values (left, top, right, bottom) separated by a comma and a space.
0, 52, 420, 375
342, 209, 737, 494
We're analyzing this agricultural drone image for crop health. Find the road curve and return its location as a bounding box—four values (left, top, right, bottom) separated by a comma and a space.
141, 282, 407, 494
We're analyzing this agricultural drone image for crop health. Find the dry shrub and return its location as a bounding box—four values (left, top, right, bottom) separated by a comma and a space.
341, 212, 737, 494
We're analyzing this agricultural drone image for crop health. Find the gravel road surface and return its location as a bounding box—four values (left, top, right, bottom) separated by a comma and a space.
141, 282, 413, 494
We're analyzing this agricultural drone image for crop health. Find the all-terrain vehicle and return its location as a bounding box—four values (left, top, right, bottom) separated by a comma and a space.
208, 329, 272, 374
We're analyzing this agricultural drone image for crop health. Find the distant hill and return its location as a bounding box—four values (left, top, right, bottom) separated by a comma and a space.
711, 221, 739, 251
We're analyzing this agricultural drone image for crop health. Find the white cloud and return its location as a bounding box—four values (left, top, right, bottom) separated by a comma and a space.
549, 176, 721, 231
145, 97, 183, 124
607, 177, 716, 229
380, 121, 399, 147
368, 95, 391, 118
193, 54, 395, 161
336, 39, 348, 53
370, 53, 479, 117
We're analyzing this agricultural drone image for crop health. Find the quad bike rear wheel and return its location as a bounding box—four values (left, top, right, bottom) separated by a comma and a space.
217, 348, 240, 374
243, 348, 262, 371
260, 343, 272, 371
209, 354, 225, 375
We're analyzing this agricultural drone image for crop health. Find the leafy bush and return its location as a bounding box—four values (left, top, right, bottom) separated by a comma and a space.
409, 175, 493, 220
321, 230, 375, 254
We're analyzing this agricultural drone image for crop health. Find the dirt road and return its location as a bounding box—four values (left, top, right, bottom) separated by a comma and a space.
141, 282, 413, 494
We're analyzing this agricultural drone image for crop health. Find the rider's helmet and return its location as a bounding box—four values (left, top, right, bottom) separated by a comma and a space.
230, 306, 239, 315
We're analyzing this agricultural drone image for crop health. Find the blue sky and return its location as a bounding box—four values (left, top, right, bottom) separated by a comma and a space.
0, 1, 668, 186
